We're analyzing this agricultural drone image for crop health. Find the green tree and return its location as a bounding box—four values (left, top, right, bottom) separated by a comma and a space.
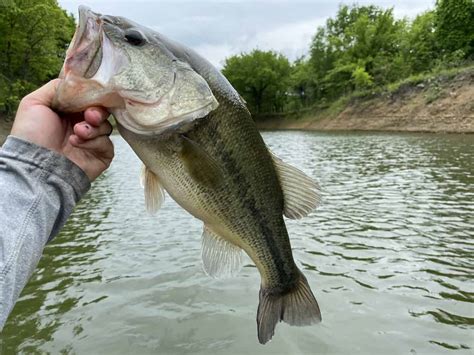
402, 11, 438, 73
308, 4, 409, 99
309, 27, 336, 100
0, 0, 75, 115
288, 57, 314, 108
222, 50, 291, 115
435, 0, 474, 58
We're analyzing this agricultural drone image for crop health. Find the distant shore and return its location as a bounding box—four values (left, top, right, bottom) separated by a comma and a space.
256, 114, 474, 134
257, 68, 474, 134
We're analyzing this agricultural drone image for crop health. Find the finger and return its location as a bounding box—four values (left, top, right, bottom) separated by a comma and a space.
73, 120, 113, 140
63, 111, 86, 127
84, 107, 110, 127
69, 134, 85, 146
21, 79, 62, 108
70, 135, 115, 159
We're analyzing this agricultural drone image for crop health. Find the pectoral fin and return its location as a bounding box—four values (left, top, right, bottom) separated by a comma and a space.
201, 225, 243, 278
270, 152, 321, 219
179, 135, 224, 188
140, 165, 165, 213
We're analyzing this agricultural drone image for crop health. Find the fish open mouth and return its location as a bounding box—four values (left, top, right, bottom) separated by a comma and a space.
54, 6, 219, 135
61, 6, 104, 79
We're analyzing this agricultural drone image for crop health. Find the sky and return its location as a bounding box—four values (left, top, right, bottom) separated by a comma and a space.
58, 0, 435, 68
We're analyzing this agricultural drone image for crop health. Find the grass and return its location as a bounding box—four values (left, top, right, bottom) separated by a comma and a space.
386, 63, 474, 94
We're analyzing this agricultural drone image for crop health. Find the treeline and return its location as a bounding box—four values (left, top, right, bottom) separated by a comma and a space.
0, 0, 75, 116
222, 0, 474, 117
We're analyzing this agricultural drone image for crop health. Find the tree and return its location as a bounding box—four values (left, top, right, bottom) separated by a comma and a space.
402, 11, 438, 74
309, 27, 336, 100
289, 57, 315, 108
0, 0, 75, 115
222, 50, 291, 115
308, 4, 409, 99
435, 0, 474, 58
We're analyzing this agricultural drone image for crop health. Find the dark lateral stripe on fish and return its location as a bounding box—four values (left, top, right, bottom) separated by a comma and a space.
198, 112, 294, 286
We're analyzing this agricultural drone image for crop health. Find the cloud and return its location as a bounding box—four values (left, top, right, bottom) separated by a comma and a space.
239, 18, 325, 59
58, 0, 434, 67
191, 18, 324, 67
193, 43, 235, 68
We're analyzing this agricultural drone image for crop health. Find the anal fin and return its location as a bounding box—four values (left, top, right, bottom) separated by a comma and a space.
140, 165, 165, 213
201, 225, 243, 278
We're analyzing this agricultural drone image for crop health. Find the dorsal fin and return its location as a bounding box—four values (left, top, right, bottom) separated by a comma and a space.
140, 165, 165, 213
201, 225, 243, 278
270, 152, 321, 219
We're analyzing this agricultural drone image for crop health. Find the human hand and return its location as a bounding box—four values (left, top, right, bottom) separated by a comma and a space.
11, 79, 114, 181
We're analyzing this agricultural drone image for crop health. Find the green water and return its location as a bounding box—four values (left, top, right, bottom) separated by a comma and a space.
1, 131, 473, 354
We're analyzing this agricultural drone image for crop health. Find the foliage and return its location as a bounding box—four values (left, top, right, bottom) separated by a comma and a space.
435, 0, 474, 58
222, 49, 291, 114
0, 0, 75, 115
403, 11, 438, 73
287, 57, 314, 110
309, 5, 408, 98
352, 66, 373, 90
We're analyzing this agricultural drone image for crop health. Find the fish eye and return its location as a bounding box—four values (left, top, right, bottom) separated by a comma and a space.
124, 29, 145, 46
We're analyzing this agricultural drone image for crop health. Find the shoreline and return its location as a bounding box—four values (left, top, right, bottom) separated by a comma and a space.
1, 114, 473, 148
256, 114, 474, 134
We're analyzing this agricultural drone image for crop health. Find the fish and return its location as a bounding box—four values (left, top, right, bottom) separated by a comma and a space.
53, 6, 322, 344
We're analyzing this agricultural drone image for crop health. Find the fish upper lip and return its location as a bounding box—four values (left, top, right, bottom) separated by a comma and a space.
63, 6, 104, 78
76, 6, 100, 48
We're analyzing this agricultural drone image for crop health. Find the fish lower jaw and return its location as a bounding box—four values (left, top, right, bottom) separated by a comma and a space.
114, 100, 218, 136
52, 74, 123, 113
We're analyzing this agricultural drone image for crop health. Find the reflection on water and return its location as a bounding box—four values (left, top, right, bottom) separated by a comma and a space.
1, 132, 473, 354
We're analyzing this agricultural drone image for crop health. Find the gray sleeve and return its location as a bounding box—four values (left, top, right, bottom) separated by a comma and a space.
0, 136, 90, 330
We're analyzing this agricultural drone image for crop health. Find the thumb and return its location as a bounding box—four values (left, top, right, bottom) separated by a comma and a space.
22, 79, 63, 108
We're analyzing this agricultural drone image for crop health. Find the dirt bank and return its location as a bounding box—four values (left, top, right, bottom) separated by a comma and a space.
257, 68, 474, 133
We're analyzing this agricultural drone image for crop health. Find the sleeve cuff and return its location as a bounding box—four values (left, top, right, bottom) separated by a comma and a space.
1, 135, 91, 198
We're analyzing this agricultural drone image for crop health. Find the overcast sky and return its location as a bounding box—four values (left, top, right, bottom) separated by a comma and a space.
58, 0, 435, 67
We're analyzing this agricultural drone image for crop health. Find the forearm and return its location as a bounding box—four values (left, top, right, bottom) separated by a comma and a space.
0, 136, 90, 329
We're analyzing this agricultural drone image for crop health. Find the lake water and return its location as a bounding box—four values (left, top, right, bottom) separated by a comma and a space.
1, 131, 473, 354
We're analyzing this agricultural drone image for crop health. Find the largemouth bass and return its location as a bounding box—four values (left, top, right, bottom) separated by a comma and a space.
53, 6, 322, 344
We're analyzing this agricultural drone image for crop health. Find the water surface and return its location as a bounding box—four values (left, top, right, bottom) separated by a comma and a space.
1, 131, 473, 354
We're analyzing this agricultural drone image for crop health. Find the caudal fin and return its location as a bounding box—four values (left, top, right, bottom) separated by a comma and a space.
257, 271, 321, 344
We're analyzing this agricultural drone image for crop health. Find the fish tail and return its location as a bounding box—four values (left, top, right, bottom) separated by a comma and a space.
256, 270, 321, 344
